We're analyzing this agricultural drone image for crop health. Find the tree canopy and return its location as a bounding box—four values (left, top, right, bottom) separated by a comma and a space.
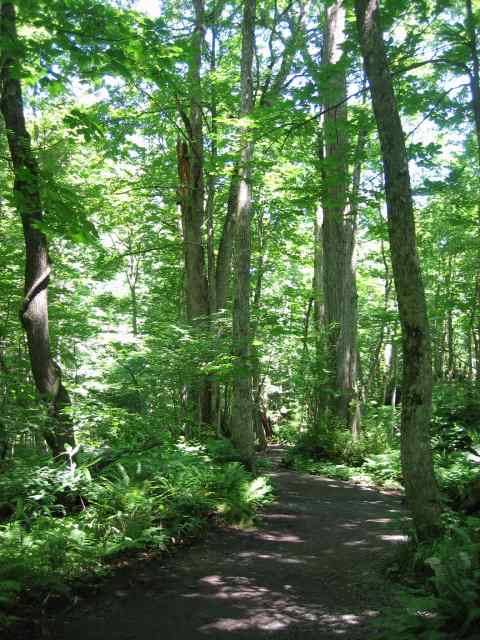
1, 0, 480, 637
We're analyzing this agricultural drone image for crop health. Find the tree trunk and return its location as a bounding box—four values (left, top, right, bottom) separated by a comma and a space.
230, 0, 256, 468
466, 0, 480, 165
251, 210, 267, 448
365, 240, 392, 400
0, 347, 10, 458
339, 123, 366, 439
443, 257, 455, 379
215, 8, 304, 434
355, 0, 442, 541
176, 0, 210, 426
177, 0, 208, 324
215, 6, 305, 317
432, 278, 444, 380
320, 0, 359, 431
465, 0, 480, 383
471, 274, 480, 380
0, 1, 75, 457
126, 246, 140, 336
447, 305, 455, 379
215, 164, 239, 312
206, 19, 219, 427
383, 323, 399, 406
312, 204, 326, 427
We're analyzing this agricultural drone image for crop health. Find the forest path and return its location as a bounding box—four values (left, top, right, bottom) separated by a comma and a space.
50, 446, 405, 639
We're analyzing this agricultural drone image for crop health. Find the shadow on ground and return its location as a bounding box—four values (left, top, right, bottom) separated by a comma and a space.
48, 447, 406, 640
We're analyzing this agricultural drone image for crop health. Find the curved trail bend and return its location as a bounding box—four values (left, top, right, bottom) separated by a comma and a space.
52, 447, 405, 639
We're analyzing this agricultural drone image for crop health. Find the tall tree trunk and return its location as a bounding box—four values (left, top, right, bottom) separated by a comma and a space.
365, 240, 392, 400
215, 4, 305, 316
178, 0, 208, 323
432, 277, 445, 380
355, 0, 442, 541
0, 347, 10, 458
206, 18, 219, 428
447, 306, 455, 379
383, 323, 399, 405
341, 125, 366, 439
125, 245, 140, 336
443, 257, 455, 379
472, 274, 480, 380
251, 210, 267, 450
466, 0, 480, 165
230, 0, 256, 468
312, 204, 326, 427
0, 1, 75, 457
465, 0, 480, 384
176, 0, 210, 426
215, 164, 239, 312
319, 0, 359, 432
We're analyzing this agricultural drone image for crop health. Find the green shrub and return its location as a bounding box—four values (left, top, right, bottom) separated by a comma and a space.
274, 422, 300, 445
378, 515, 480, 639
213, 462, 272, 523
429, 383, 480, 457
0, 440, 273, 620
204, 437, 243, 464
361, 450, 402, 486
435, 453, 480, 505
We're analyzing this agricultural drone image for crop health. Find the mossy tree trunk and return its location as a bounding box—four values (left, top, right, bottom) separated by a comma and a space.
0, 1, 75, 457
355, 0, 442, 542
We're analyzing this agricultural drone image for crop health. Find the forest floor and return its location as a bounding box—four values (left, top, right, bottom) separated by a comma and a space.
45, 446, 406, 639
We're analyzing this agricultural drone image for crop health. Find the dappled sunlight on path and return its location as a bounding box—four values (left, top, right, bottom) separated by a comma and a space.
52, 446, 406, 639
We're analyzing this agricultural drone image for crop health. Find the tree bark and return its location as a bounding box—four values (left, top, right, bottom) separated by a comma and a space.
312, 204, 326, 426
177, 0, 209, 324
251, 210, 267, 448
383, 323, 399, 406
215, 4, 305, 315
355, 0, 442, 541
465, 0, 480, 382
230, 0, 256, 468
319, 0, 359, 433
0, 1, 75, 457
125, 238, 140, 336
176, 0, 211, 426
432, 276, 445, 381
206, 18, 219, 427
215, 163, 239, 312
472, 274, 480, 380
365, 240, 391, 400
466, 0, 480, 166
341, 125, 366, 439
0, 346, 10, 458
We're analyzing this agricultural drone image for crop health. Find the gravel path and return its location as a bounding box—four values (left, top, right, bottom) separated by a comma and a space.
49, 447, 406, 639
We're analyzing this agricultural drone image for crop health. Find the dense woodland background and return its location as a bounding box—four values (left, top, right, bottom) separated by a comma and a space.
0, 0, 480, 637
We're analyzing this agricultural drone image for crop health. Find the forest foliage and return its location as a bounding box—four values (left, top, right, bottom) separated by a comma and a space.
0, 0, 479, 637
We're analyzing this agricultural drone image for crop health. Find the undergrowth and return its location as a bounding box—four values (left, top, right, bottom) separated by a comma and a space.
377, 513, 480, 639
0, 437, 273, 628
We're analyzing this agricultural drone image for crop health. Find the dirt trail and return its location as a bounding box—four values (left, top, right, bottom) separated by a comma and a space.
50, 447, 406, 639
